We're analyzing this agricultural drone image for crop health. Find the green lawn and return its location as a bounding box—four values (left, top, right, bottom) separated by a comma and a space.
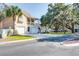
45, 32, 72, 35
8, 35, 33, 40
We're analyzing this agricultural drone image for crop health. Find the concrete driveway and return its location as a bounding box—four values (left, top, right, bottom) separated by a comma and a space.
0, 39, 79, 56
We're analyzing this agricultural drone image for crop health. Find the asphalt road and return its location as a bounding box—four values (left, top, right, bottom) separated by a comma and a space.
0, 40, 79, 56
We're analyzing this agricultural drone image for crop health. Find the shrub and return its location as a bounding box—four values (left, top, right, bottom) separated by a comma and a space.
0, 34, 2, 38
7, 29, 13, 36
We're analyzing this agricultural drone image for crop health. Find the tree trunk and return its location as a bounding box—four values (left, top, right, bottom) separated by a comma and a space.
62, 25, 65, 34
13, 15, 16, 35
54, 22, 59, 33
0, 21, 3, 38
55, 27, 58, 32
0, 21, 2, 29
71, 23, 75, 33
45, 26, 47, 33
62, 20, 66, 34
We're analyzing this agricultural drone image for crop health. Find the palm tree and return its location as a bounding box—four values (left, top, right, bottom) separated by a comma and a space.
0, 12, 5, 37
5, 5, 22, 35
0, 12, 5, 29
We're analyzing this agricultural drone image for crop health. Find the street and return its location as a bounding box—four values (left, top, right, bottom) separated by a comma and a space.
0, 39, 79, 56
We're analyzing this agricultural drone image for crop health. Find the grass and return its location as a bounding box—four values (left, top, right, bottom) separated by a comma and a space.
8, 35, 33, 40
0, 35, 33, 42
45, 32, 72, 35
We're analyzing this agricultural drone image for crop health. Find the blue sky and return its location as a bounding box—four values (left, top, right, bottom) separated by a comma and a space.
10, 3, 48, 18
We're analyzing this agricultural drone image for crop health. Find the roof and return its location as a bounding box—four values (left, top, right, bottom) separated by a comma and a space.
22, 10, 38, 23
22, 10, 32, 18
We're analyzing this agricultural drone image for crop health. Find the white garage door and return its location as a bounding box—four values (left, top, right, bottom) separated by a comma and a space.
29, 27, 39, 34
16, 27, 25, 34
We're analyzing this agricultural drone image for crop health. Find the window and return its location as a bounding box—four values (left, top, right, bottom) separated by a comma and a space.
18, 16, 23, 23
28, 27, 30, 32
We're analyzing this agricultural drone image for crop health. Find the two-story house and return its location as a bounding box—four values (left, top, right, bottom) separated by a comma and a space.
0, 10, 41, 35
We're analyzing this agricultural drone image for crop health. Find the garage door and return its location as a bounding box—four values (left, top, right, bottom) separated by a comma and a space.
29, 27, 39, 34
16, 27, 25, 34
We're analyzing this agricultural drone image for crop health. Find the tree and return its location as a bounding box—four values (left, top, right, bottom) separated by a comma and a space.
40, 15, 47, 26
40, 3, 79, 33
5, 5, 22, 35
40, 15, 49, 32
47, 3, 70, 33
66, 3, 79, 33
0, 12, 5, 29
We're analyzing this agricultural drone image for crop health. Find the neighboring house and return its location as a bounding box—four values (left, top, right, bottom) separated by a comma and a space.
28, 18, 41, 34
0, 11, 41, 35
74, 24, 79, 32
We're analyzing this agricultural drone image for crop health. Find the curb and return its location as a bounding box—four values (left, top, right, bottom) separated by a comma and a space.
0, 38, 38, 45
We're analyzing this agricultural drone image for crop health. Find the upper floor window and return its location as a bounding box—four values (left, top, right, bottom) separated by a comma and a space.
18, 16, 23, 24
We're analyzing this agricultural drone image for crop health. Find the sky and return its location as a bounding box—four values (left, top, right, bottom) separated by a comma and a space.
9, 3, 48, 19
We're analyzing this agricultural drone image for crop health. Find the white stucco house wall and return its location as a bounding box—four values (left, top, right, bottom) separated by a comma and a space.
15, 15, 29, 35
28, 19, 41, 34
15, 15, 41, 34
